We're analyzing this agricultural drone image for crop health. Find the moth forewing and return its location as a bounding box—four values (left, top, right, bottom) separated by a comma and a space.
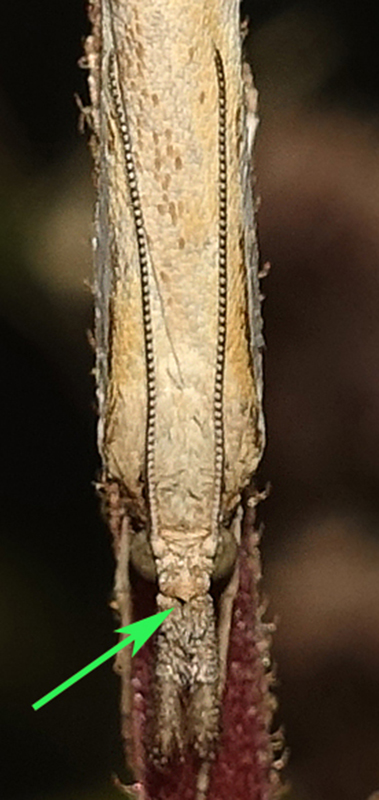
88, 0, 264, 780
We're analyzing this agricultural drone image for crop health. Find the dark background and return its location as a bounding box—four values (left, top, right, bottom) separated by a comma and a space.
1, 2, 379, 799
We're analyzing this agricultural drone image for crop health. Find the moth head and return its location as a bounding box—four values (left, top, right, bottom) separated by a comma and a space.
152, 529, 214, 602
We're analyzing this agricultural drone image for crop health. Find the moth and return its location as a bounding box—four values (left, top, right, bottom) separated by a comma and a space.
86, 0, 265, 792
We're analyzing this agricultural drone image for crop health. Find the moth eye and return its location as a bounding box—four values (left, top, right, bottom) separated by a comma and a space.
212, 524, 238, 580
130, 530, 156, 581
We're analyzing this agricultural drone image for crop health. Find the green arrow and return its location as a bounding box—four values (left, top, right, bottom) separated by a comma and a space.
32, 608, 173, 711
115, 607, 173, 656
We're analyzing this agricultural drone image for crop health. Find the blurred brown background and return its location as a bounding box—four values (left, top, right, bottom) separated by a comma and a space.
1, 1, 379, 799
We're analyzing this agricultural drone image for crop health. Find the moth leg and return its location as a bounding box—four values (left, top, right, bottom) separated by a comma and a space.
112, 513, 134, 773
214, 507, 242, 691
217, 560, 240, 690
100, 481, 139, 778
192, 516, 242, 795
